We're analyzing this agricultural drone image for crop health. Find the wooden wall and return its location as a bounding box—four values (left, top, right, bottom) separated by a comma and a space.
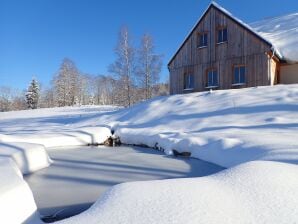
169, 6, 273, 94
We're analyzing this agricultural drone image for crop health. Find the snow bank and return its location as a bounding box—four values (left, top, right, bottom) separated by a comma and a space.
251, 13, 298, 62
56, 161, 298, 224
0, 158, 42, 224
106, 84, 298, 168
0, 142, 51, 174
0, 106, 117, 148
0, 126, 111, 148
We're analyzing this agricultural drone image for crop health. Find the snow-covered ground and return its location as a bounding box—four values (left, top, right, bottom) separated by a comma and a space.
0, 84, 297, 223
56, 161, 298, 224
99, 84, 298, 168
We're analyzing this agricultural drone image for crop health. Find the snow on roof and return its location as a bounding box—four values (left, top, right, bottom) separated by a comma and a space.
168, 2, 298, 65
250, 13, 298, 63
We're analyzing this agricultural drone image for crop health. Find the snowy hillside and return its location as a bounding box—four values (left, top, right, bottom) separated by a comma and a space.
251, 12, 298, 62
95, 84, 298, 168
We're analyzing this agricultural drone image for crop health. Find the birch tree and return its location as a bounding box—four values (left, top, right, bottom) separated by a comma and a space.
136, 34, 162, 100
53, 58, 79, 106
109, 26, 135, 107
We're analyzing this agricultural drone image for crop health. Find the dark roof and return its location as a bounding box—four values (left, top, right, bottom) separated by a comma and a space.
168, 2, 277, 67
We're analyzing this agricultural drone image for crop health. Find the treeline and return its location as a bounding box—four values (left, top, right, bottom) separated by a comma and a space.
0, 27, 168, 112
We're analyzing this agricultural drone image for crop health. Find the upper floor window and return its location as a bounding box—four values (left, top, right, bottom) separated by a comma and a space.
198, 32, 208, 48
233, 65, 246, 85
184, 73, 194, 90
206, 69, 219, 87
217, 27, 227, 43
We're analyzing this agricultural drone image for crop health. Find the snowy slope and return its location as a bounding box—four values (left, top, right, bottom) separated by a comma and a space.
95, 84, 298, 168
56, 161, 298, 224
251, 13, 298, 62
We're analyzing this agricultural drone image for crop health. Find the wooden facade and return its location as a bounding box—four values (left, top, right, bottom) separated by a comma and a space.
168, 3, 280, 95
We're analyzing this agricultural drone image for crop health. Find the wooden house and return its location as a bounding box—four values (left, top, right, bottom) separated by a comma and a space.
168, 2, 298, 94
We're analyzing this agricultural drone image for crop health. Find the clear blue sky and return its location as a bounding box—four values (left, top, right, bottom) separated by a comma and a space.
0, 0, 297, 90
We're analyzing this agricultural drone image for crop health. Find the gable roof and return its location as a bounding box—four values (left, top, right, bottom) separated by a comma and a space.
168, 2, 283, 67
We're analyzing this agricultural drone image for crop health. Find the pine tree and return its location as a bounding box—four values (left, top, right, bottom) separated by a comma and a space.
25, 79, 39, 109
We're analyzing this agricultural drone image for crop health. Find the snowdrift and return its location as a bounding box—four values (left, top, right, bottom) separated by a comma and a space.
56, 161, 298, 224
0, 159, 42, 224
0, 142, 51, 174
100, 84, 298, 168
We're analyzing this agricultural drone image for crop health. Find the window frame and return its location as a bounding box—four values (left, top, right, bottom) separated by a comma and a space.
217, 26, 228, 44
197, 32, 208, 48
183, 73, 194, 90
232, 65, 246, 86
205, 68, 219, 88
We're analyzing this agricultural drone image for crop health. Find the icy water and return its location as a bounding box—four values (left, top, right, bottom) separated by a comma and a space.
25, 146, 224, 222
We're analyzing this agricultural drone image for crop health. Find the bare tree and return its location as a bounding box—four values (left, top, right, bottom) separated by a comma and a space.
109, 26, 135, 107
53, 58, 79, 107
136, 34, 162, 100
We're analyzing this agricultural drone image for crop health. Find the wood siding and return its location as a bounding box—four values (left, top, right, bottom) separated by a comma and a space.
169, 6, 273, 94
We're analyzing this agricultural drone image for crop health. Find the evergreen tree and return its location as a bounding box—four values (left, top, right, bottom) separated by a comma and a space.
25, 79, 39, 109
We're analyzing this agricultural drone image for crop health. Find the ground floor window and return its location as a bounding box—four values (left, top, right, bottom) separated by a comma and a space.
233, 65, 246, 84
207, 70, 218, 87
184, 73, 194, 90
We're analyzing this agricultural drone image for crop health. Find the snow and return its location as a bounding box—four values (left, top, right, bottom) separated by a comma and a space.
56, 161, 298, 224
100, 84, 298, 168
251, 13, 298, 62
0, 106, 117, 147
0, 85, 297, 223
0, 158, 42, 224
0, 142, 51, 174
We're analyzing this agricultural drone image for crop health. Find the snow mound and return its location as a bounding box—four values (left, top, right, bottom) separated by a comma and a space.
0, 142, 51, 174
56, 161, 298, 224
0, 158, 42, 224
251, 13, 298, 62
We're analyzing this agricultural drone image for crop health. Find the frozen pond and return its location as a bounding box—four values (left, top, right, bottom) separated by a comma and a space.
25, 145, 224, 221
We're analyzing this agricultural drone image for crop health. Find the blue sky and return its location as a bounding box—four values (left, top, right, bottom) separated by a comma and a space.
0, 0, 297, 90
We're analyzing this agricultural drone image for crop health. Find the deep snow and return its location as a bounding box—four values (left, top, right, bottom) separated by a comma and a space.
0, 84, 297, 224
56, 161, 298, 224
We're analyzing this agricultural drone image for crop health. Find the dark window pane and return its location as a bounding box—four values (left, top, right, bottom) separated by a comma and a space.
218, 30, 222, 43
208, 72, 213, 86
240, 67, 245, 83
190, 74, 194, 88
234, 67, 239, 83
184, 74, 187, 89
213, 71, 218, 86
223, 28, 228, 42
204, 34, 208, 46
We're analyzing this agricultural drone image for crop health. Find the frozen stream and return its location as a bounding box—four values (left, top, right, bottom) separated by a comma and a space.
25, 146, 224, 221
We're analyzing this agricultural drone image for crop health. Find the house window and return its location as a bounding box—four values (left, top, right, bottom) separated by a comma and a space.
184, 73, 194, 90
198, 33, 208, 47
217, 27, 227, 43
233, 66, 246, 84
207, 70, 219, 87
